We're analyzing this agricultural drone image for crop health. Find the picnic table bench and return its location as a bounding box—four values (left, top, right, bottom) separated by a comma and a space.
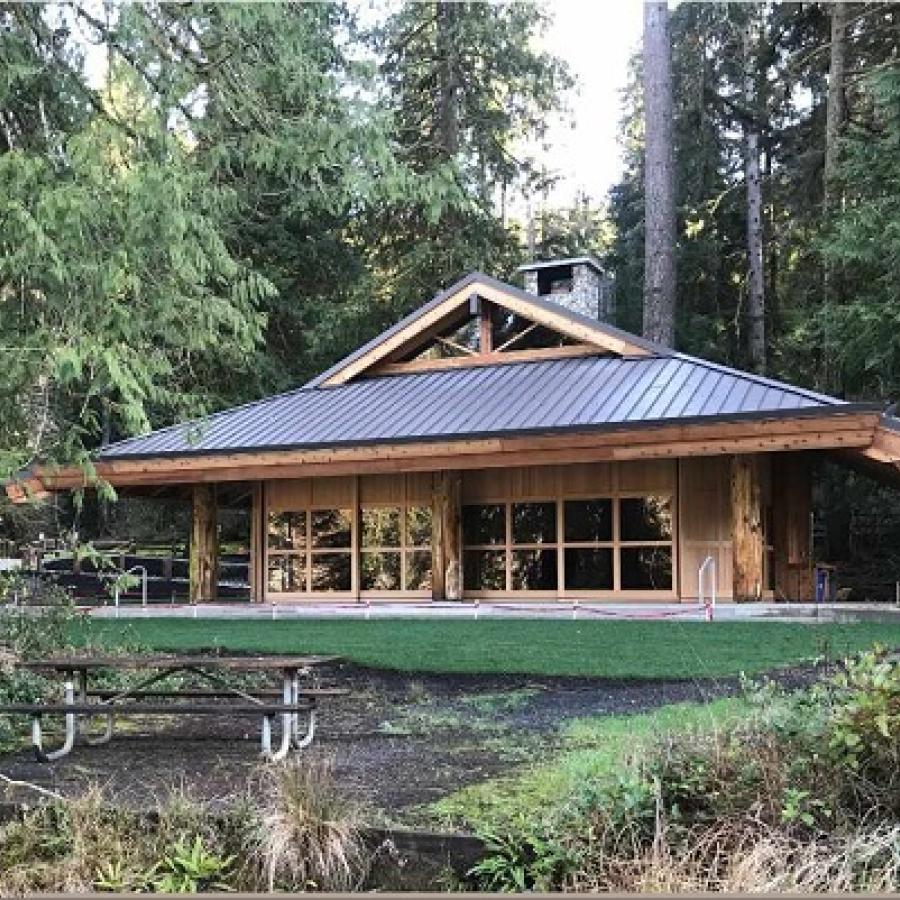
0, 654, 347, 763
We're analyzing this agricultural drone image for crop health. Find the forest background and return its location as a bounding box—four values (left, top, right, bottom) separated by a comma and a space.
1, 1, 898, 591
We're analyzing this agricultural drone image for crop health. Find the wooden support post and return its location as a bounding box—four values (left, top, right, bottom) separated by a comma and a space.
731, 454, 764, 602
189, 483, 219, 603
479, 299, 493, 354
249, 482, 264, 602
772, 452, 814, 601
432, 471, 462, 601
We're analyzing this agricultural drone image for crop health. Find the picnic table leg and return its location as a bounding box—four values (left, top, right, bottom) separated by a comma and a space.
289, 672, 316, 750
293, 707, 317, 750
32, 680, 76, 762
76, 667, 113, 746
260, 673, 294, 761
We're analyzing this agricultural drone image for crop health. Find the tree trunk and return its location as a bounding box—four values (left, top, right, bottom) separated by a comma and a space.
642, 1, 676, 348
189, 484, 218, 603
743, 15, 766, 374
731, 454, 764, 602
823, 2, 848, 312
432, 470, 461, 601
824, 2, 848, 213
435, 2, 459, 159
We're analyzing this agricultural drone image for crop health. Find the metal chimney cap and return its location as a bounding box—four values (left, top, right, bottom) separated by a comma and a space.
516, 255, 604, 274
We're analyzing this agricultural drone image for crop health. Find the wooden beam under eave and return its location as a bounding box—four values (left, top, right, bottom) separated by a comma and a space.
731, 454, 765, 602
17, 411, 881, 496
189, 483, 218, 603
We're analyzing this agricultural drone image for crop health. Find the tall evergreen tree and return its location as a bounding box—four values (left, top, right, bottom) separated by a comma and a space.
642, 1, 676, 347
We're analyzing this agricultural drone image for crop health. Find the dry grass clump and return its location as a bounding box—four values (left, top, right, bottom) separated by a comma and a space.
571, 819, 900, 893
0, 786, 142, 893
253, 755, 367, 891
0, 758, 369, 894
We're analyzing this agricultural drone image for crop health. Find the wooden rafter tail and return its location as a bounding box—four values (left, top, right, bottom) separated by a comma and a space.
5, 481, 26, 503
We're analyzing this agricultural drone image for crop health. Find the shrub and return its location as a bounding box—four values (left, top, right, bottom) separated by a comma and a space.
465, 647, 900, 892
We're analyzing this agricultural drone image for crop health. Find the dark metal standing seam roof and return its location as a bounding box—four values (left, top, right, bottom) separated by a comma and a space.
98, 353, 864, 461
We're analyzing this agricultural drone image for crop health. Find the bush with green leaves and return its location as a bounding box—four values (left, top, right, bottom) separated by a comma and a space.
465, 648, 900, 892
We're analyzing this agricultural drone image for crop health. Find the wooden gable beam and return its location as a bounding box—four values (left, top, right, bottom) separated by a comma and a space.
322, 279, 654, 386
370, 343, 607, 377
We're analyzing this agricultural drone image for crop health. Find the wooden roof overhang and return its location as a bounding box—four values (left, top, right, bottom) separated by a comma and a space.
834, 417, 900, 487
6, 407, 881, 500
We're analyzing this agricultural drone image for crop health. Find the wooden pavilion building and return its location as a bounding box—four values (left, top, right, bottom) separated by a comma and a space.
9, 261, 900, 605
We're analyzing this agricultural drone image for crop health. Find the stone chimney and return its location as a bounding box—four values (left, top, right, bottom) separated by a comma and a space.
517, 256, 615, 322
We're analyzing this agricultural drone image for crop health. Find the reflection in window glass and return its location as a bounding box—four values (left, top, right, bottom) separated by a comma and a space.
361, 551, 401, 591
620, 497, 672, 542
564, 500, 612, 543
406, 551, 432, 591
406, 506, 433, 546
620, 547, 673, 590
512, 502, 556, 544
361, 507, 400, 547
267, 511, 306, 550
267, 555, 306, 593
462, 505, 505, 545
463, 549, 505, 590
511, 548, 557, 590
564, 548, 614, 590
311, 552, 352, 591
311, 509, 352, 548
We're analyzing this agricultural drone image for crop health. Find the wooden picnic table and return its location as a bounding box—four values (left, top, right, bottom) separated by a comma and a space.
2, 654, 346, 763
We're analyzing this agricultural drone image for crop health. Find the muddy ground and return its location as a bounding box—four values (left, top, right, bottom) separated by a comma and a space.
0, 662, 821, 823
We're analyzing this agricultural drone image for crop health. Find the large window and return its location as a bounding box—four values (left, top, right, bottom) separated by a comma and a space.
619, 496, 672, 591
361, 504, 432, 593
462, 494, 673, 595
267, 507, 352, 594
464, 501, 558, 592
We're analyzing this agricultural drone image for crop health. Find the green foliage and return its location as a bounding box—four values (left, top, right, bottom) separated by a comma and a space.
608, 0, 900, 406
468, 816, 575, 892
815, 70, 900, 399
461, 648, 900, 890
0, 1, 572, 491
149, 835, 235, 893
0, 768, 364, 894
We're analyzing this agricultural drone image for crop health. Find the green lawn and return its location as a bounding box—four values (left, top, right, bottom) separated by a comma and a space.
430, 698, 745, 830
73, 617, 900, 679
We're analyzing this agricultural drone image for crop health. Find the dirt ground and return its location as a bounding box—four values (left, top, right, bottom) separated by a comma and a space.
0, 662, 820, 823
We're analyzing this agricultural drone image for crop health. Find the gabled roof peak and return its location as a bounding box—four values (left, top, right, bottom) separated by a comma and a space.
307, 271, 669, 388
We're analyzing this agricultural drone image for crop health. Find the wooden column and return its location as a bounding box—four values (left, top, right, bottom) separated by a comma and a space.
731, 454, 764, 602
432, 470, 462, 600
772, 453, 814, 601
189, 483, 219, 603
249, 482, 264, 602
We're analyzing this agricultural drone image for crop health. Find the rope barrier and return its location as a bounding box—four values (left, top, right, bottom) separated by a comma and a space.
84, 599, 709, 620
